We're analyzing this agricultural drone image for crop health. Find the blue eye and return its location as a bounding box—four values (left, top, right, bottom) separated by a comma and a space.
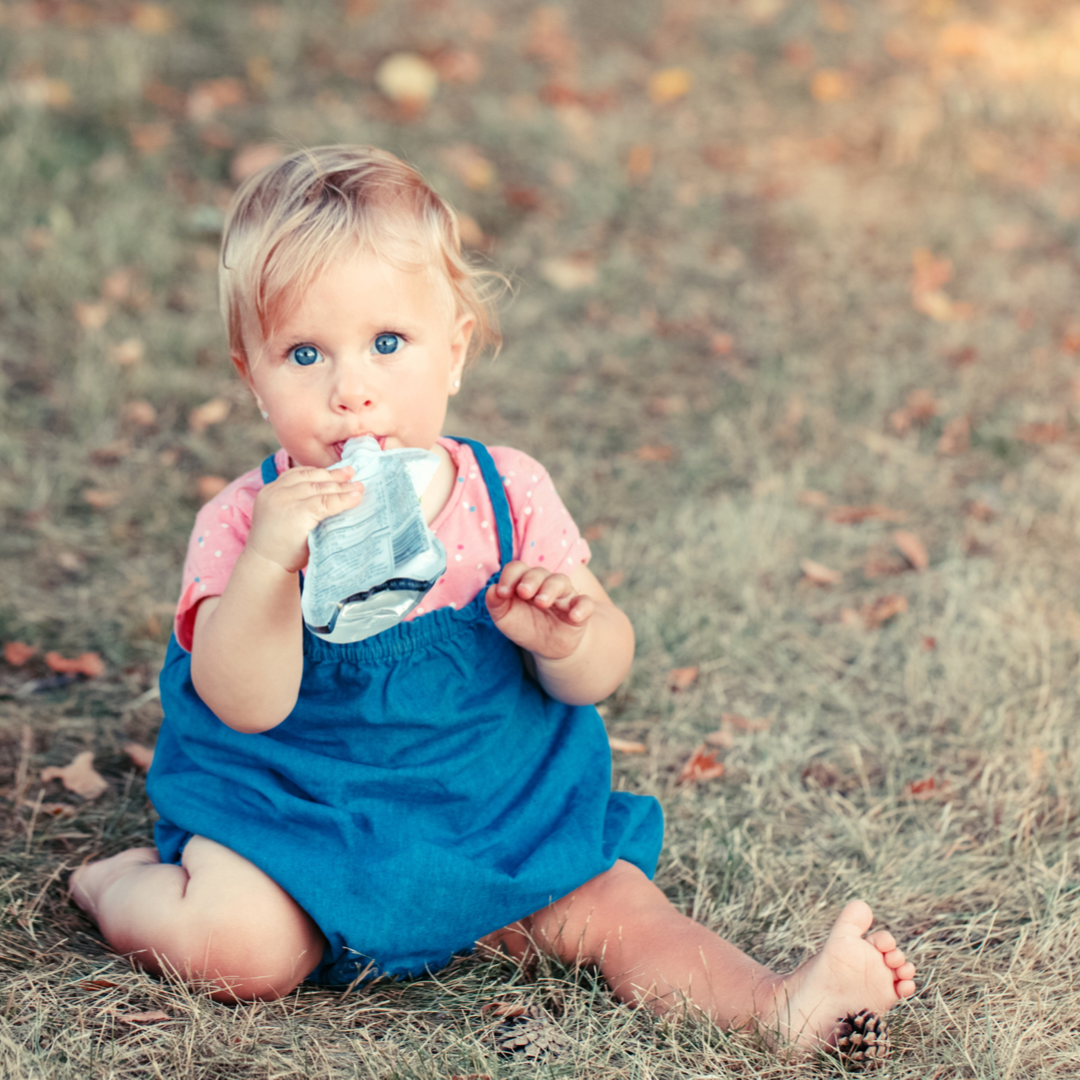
290, 345, 321, 366
373, 333, 401, 356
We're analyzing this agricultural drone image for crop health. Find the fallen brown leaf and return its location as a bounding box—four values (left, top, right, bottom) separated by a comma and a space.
41, 751, 109, 799
608, 737, 647, 754
1016, 422, 1065, 445
124, 399, 157, 426
648, 67, 692, 104
720, 712, 771, 732
893, 530, 929, 571
827, 504, 905, 525
635, 444, 675, 463
906, 776, 939, 801
230, 142, 284, 184
862, 594, 908, 629
4, 642, 38, 666
440, 144, 496, 191
677, 745, 725, 785
114, 1010, 171, 1023
44, 651, 105, 677
938, 414, 970, 455
197, 476, 229, 501
123, 742, 155, 771
73, 301, 109, 330
82, 489, 122, 509
810, 68, 852, 101
668, 666, 700, 691
188, 397, 231, 433
801, 558, 842, 586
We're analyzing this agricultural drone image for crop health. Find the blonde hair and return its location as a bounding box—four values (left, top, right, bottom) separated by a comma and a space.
220, 145, 502, 370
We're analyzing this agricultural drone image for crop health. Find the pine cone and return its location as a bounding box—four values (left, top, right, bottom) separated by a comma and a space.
828, 1010, 890, 1070
493, 1004, 571, 1060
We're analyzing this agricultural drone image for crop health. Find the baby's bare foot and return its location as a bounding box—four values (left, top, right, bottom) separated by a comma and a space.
69, 847, 161, 923
763, 900, 916, 1050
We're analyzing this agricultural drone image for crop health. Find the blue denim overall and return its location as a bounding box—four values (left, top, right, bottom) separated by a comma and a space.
148, 438, 664, 984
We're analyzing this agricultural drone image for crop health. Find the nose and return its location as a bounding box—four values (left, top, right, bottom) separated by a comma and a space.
331, 360, 373, 412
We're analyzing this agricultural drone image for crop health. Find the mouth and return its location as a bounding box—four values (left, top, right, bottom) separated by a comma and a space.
333, 435, 386, 459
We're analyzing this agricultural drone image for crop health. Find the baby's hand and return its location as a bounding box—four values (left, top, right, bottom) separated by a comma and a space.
247, 466, 363, 574
485, 561, 594, 660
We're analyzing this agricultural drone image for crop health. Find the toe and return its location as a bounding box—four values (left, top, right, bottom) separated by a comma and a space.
882, 947, 906, 968
896, 978, 917, 998
838, 899, 874, 935
895, 961, 917, 981
866, 929, 897, 953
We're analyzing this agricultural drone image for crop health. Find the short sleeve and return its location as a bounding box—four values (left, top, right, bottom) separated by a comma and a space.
488, 447, 591, 573
173, 460, 275, 651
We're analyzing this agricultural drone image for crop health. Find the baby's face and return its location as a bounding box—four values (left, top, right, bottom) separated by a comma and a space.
243, 250, 472, 469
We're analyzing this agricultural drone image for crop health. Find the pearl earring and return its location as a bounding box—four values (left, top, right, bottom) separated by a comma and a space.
261, 410, 269, 420
453, 380, 460, 388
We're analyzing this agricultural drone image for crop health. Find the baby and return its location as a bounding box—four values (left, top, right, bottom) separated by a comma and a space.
71, 145, 915, 1049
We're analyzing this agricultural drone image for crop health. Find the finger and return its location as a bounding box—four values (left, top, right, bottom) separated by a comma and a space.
526, 572, 575, 608
493, 560, 534, 599
558, 593, 595, 624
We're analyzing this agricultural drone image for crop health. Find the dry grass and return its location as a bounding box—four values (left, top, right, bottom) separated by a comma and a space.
4, 1, 1080, 1076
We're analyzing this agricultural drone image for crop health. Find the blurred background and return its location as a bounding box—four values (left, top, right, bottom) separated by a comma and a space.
5, 1, 1080, 1076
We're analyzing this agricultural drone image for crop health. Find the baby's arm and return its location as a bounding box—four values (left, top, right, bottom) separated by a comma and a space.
485, 562, 634, 705
190, 466, 362, 733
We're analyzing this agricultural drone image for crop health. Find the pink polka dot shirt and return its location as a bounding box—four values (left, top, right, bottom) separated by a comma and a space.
174, 438, 591, 651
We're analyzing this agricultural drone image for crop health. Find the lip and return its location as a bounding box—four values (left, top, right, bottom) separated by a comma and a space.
333, 435, 386, 458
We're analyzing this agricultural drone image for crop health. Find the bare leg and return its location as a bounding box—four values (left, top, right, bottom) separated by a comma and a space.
483, 860, 916, 1049
70, 838, 325, 1002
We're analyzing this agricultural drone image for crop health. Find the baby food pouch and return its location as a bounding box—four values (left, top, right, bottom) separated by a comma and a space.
300, 436, 447, 643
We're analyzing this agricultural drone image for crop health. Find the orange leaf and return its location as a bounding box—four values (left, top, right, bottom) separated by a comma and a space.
440, 144, 496, 191
801, 558, 842, 586
44, 651, 105, 677
123, 742, 155, 771
188, 397, 231, 433
893, 530, 928, 571
906, 776, 938, 801
4, 642, 38, 666
635, 444, 675, 463
827, 504, 906, 525
677, 745, 725, 785
668, 666, 700, 691
82, 488, 122, 509
862, 594, 908, 629
73, 301, 109, 331
609, 737, 647, 754
810, 68, 852, 102
1016, 422, 1065, 445
123, 400, 158, 427
40, 751, 109, 799
197, 476, 229, 501
230, 142, 284, 185
648, 67, 692, 105
720, 712, 771, 732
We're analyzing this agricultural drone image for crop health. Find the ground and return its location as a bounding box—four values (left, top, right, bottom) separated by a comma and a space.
3, 1, 1080, 1077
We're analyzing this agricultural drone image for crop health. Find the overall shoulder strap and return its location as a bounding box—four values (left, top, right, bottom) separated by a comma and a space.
450, 438, 513, 568
260, 453, 280, 485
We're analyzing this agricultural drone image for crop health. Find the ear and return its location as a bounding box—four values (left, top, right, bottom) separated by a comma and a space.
447, 314, 474, 395
231, 352, 266, 413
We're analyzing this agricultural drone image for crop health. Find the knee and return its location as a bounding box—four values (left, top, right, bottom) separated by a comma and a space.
171, 895, 324, 1001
